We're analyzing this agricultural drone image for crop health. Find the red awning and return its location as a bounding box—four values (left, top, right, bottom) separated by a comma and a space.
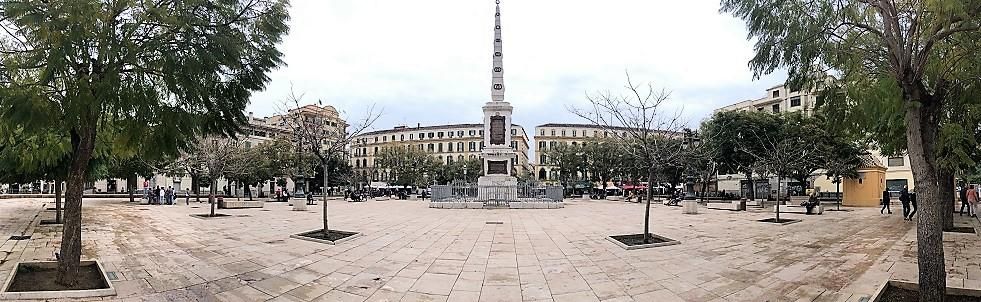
621, 184, 648, 190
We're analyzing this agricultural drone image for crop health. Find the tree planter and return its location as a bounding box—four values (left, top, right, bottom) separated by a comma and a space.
0, 260, 115, 300
606, 233, 680, 250
290, 229, 359, 245
189, 213, 233, 219
757, 218, 801, 225
870, 280, 981, 302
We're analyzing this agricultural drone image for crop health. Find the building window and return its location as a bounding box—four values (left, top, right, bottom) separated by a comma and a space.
458, 155, 464, 161
511, 129, 516, 136
511, 141, 517, 149
540, 154, 547, 165
772, 104, 780, 113
540, 130, 545, 136
538, 141, 546, 150
438, 143, 443, 153
458, 142, 464, 151
419, 132, 425, 140
374, 147, 378, 153
772, 90, 780, 98
447, 143, 453, 152
374, 137, 378, 142
428, 143, 435, 152
479, 130, 484, 136
469, 130, 476, 136
561, 130, 566, 136
438, 132, 444, 138
382, 136, 387, 142
480, 142, 484, 150
419, 144, 424, 150
551, 129, 556, 136
469, 142, 476, 151
790, 96, 801, 107
887, 157, 904, 167
448, 131, 454, 138
458, 130, 464, 136
400, 134, 404, 141
572, 130, 577, 137
428, 132, 434, 138
447, 156, 453, 164
409, 134, 413, 140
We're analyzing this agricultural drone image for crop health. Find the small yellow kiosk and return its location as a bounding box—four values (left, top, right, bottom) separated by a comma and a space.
842, 154, 887, 207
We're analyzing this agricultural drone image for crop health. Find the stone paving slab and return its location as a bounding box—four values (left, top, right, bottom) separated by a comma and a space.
0, 198, 978, 301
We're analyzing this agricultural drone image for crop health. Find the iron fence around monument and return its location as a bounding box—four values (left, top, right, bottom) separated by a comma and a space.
430, 182, 563, 203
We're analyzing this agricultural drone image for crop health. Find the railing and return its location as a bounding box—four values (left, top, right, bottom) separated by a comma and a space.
431, 182, 563, 203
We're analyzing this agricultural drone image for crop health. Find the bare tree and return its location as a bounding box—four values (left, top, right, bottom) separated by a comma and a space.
279, 90, 381, 234
173, 137, 250, 217
570, 73, 687, 244
739, 128, 819, 222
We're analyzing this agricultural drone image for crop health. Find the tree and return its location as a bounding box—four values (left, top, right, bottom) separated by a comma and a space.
544, 143, 584, 195
722, 1, 981, 298
572, 73, 687, 244
375, 146, 436, 187
583, 139, 621, 197
740, 114, 821, 222
821, 138, 863, 210
0, 0, 289, 286
175, 137, 250, 216
279, 92, 380, 236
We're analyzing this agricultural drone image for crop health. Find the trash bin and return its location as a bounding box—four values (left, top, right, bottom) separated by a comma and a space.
217, 195, 225, 209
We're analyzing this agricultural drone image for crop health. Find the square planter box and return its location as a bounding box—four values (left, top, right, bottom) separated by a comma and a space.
757, 218, 802, 225
607, 233, 680, 250
290, 229, 360, 245
870, 279, 981, 301
1, 260, 115, 300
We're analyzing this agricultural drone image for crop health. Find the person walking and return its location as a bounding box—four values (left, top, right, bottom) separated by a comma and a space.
969, 185, 979, 218
880, 190, 892, 214
899, 186, 910, 219
185, 189, 190, 205
961, 184, 971, 216
906, 192, 917, 221
158, 186, 165, 206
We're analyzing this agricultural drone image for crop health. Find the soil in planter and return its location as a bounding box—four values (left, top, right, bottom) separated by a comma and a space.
39, 219, 62, 225
609, 234, 671, 246
298, 230, 358, 242
191, 213, 232, 218
879, 284, 981, 302
944, 226, 977, 234
758, 218, 799, 224
7, 263, 108, 292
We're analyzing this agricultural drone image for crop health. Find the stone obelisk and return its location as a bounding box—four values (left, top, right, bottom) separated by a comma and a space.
478, 0, 518, 201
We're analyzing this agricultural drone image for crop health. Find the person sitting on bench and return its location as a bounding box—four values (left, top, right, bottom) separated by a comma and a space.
800, 192, 820, 215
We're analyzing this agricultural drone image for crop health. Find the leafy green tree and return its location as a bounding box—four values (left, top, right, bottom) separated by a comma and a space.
0, 0, 290, 285
544, 143, 584, 195
721, 2, 981, 297
702, 110, 780, 201
743, 114, 821, 222
375, 146, 439, 187
583, 140, 621, 196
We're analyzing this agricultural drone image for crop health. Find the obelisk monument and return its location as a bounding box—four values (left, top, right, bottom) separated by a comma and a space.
477, 0, 518, 201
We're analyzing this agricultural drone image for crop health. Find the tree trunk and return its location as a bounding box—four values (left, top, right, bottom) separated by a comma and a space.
210, 180, 217, 217
904, 97, 945, 302
775, 176, 781, 222
644, 167, 655, 244
745, 171, 755, 201
127, 175, 136, 203
192, 175, 200, 203
323, 162, 330, 232
54, 178, 62, 224
836, 180, 841, 211
939, 169, 954, 231
56, 127, 97, 287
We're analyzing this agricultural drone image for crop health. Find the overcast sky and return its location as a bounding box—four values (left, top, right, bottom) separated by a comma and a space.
247, 0, 787, 133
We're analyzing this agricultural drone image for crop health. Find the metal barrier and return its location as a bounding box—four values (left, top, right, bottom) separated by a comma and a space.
431, 182, 563, 203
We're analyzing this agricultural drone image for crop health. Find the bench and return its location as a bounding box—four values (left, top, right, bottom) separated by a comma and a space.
605, 196, 623, 201
777, 205, 823, 215
221, 200, 264, 209
744, 199, 762, 207
707, 202, 743, 211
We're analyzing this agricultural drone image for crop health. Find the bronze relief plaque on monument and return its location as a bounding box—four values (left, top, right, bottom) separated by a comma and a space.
490, 116, 506, 145
487, 160, 508, 175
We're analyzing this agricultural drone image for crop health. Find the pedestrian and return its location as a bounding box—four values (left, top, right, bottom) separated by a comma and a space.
969, 185, 979, 218
158, 186, 165, 205
906, 192, 918, 221
880, 189, 892, 214
185, 189, 190, 205
165, 186, 173, 205
153, 186, 161, 205
960, 184, 971, 216
899, 186, 910, 219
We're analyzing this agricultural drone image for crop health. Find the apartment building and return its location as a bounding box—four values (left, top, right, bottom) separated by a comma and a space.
349, 123, 532, 183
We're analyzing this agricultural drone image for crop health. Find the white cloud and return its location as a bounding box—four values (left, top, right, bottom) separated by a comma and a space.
248, 0, 787, 132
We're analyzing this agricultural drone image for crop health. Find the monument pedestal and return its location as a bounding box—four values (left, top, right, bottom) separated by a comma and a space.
477, 175, 518, 201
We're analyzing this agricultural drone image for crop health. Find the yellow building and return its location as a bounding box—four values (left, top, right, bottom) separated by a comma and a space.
842, 154, 887, 207
349, 123, 532, 183
532, 123, 628, 182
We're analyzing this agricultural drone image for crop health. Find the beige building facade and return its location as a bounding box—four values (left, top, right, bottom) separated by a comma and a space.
532, 123, 626, 182
349, 123, 532, 183
714, 83, 915, 197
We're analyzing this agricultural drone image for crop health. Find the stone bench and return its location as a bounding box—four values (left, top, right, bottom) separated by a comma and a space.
744, 199, 762, 207
221, 201, 264, 209
707, 202, 743, 211
777, 205, 823, 215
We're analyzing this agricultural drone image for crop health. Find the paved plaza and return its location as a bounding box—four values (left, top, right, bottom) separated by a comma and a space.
1, 198, 980, 302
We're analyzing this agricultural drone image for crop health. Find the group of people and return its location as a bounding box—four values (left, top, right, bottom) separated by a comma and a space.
145, 186, 190, 205
880, 186, 918, 221
960, 184, 979, 217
